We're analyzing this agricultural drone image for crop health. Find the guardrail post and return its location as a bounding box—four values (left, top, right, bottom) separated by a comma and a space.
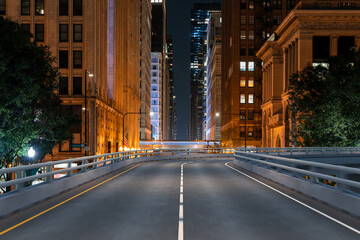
45, 165, 52, 182
187, 149, 190, 155
15, 170, 24, 190
82, 159, 87, 172
93, 157, 98, 169
67, 162, 72, 176
172, 150, 174, 155
135, 151, 138, 158
145, 150, 148, 157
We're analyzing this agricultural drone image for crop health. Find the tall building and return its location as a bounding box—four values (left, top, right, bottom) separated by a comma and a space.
151, 0, 169, 140
257, 0, 360, 147
150, 52, 162, 140
167, 35, 177, 140
205, 12, 222, 141
221, 0, 296, 147
2, 0, 141, 158
140, 0, 152, 140
190, 2, 221, 140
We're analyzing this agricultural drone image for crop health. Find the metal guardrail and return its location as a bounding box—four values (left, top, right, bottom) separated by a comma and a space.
0, 148, 234, 193
235, 149, 360, 192
236, 147, 360, 154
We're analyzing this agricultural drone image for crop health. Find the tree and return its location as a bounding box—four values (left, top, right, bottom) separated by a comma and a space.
0, 16, 77, 172
288, 51, 360, 147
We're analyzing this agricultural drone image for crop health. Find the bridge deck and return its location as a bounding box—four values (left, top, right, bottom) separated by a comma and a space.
1, 158, 359, 239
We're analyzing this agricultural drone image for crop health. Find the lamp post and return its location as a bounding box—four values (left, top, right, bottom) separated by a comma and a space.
84, 70, 93, 156
216, 112, 247, 148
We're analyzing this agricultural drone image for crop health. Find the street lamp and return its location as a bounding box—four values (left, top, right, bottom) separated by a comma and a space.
216, 112, 247, 148
84, 70, 93, 156
28, 147, 35, 158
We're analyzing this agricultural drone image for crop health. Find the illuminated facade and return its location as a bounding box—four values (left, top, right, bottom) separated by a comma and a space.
150, 52, 162, 140
2, 0, 141, 158
190, 2, 221, 140
167, 35, 177, 140
140, 0, 152, 140
221, 0, 297, 147
257, 0, 360, 147
205, 12, 222, 141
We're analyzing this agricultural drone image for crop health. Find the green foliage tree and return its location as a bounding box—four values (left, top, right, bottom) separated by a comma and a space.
288, 52, 360, 147
0, 16, 77, 172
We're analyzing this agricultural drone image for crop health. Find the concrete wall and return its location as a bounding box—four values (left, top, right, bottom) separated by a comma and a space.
0, 154, 233, 218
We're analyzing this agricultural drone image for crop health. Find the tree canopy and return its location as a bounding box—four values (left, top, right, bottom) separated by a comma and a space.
288, 52, 360, 147
0, 16, 77, 168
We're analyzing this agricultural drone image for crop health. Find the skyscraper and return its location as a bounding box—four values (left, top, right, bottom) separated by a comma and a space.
190, 2, 221, 140
167, 35, 177, 140
221, 0, 297, 147
151, 0, 169, 140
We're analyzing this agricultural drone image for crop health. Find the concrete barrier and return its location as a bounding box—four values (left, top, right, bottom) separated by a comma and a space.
232, 159, 360, 217
0, 154, 233, 218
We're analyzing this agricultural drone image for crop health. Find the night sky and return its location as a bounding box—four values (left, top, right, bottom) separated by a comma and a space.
167, 0, 222, 140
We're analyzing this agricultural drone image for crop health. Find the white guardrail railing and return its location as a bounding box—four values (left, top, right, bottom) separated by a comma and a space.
237, 147, 360, 154
0, 148, 234, 194
235, 148, 360, 193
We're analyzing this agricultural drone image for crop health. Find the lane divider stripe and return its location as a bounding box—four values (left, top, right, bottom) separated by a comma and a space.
0, 163, 143, 236
225, 162, 360, 235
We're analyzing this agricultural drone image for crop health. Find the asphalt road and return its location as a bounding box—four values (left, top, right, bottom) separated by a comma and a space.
0, 158, 359, 240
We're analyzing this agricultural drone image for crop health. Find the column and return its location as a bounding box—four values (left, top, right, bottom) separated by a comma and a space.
294, 39, 298, 72
355, 35, 360, 52
283, 48, 288, 92
330, 35, 338, 57
298, 34, 313, 70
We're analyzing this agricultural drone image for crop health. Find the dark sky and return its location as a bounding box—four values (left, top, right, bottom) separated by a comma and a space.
167, 0, 221, 140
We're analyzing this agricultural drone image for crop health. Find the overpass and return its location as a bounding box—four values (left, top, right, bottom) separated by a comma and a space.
0, 148, 359, 239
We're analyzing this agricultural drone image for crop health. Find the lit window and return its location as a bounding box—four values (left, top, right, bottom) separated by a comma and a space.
241, 16, 246, 25
248, 94, 254, 104
240, 30, 246, 40
21, 0, 30, 15
240, 110, 246, 120
249, 30, 254, 40
249, 0, 254, 9
240, 61, 246, 71
240, 127, 246, 137
248, 79, 254, 87
249, 15, 254, 25
248, 127, 254, 137
240, 79, 246, 87
35, 0, 44, 15
248, 61, 254, 71
240, 94, 246, 104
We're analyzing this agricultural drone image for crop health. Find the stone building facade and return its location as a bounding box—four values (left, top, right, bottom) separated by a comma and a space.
257, 0, 360, 147
2, 0, 141, 158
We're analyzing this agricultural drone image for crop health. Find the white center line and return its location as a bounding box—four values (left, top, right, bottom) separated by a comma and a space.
178, 162, 190, 240
225, 162, 360, 235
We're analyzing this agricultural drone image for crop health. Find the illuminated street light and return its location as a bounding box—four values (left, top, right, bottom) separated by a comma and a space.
216, 112, 220, 117
28, 147, 35, 158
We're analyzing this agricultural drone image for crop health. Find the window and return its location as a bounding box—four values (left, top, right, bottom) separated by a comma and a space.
35, 0, 44, 15
73, 0, 82, 16
241, 15, 246, 25
240, 48, 246, 56
313, 36, 330, 60
248, 110, 254, 120
240, 110, 246, 120
35, 24, 44, 42
272, 0, 282, 9
240, 30, 246, 40
249, 30, 254, 40
249, 15, 254, 25
0, 0, 5, 15
73, 77, 82, 95
59, 50, 69, 68
240, 61, 246, 71
59, 77, 68, 95
248, 61, 255, 71
240, 94, 246, 103
73, 50, 82, 68
241, 0, 246, 9
249, 0, 254, 9
20, 24, 30, 33
249, 48, 255, 56
248, 94, 254, 104
273, 15, 282, 25
287, 0, 297, 9
21, 0, 30, 15
263, 0, 271, 8
248, 127, 254, 137
240, 127, 246, 137
59, 0, 68, 16
240, 79, 246, 87
248, 79, 254, 87
73, 24, 82, 42
59, 24, 68, 42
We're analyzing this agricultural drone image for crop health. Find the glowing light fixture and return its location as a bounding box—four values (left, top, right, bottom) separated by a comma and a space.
28, 147, 35, 158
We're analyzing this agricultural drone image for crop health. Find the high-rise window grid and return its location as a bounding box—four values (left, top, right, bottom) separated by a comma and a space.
240, 30, 246, 40
73, 77, 82, 95
241, 15, 246, 25
59, 77, 68, 95
248, 94, 254, 104
59, 50, 69, 68
59, 0, 69, 16
73, 50, 82, 68
73, 0, 82, 16
249, 15, 254, 25
73, 24, 82, 42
